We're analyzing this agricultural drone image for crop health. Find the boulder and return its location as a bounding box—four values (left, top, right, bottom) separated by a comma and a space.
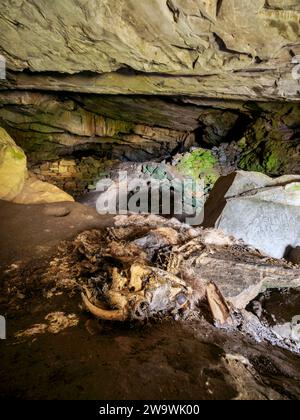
191, 249, 300, 309
13, 174, 74, 205
204, 171, 300, 259
0, 128, 27, 201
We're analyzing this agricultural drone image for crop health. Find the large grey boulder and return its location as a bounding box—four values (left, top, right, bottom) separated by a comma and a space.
204, 171, 300, 259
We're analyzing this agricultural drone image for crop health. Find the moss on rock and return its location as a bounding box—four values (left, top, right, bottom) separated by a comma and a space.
0, 127, 27, 201
176, 148, 220, 192
238, 104, 300, 176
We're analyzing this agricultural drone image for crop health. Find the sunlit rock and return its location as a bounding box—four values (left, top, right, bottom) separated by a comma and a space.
0, 127, 27, 201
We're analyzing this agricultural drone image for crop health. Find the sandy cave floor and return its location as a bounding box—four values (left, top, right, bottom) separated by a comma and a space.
0, 200, 300, 400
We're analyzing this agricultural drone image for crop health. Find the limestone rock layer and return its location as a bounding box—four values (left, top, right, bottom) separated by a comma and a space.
1, 0, 300, 100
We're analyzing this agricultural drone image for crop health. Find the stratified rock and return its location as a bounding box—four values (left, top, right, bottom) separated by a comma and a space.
0, 0, 300, 100
13, 174, 74, 205
0, 91, 242, 162
0, 127, 27, 201
204, 171, 300, 258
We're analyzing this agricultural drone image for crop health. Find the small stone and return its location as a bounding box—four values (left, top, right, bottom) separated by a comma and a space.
43, 205, 71, 217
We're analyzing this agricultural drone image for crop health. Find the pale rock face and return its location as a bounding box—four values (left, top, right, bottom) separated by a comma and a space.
0, 0, 300, 99
0, 128, 27, 201
207, 171, 300, 259
0, 127, 74, 204
13, 173, 74, 205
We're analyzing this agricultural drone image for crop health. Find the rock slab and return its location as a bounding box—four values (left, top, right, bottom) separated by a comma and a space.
204, 171, 300, 259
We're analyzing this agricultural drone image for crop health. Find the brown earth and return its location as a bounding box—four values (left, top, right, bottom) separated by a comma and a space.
0, 200, 113, 271
1, 200, 300, 400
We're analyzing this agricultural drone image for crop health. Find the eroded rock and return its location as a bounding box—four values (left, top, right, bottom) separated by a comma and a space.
204, 171, 300, 259
239, 104, 300, 176
13, 173, 74, 204
1, 0, 300, 100
0, 128, 74, 204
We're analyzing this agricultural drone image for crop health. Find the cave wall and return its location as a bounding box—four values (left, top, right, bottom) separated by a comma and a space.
1, 90, 300, 185
0, 91, 244, 162
0, 90, 244, 197
239, 103, 300, 176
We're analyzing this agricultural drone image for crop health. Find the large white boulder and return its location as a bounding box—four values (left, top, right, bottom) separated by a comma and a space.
204, 171, 300, 259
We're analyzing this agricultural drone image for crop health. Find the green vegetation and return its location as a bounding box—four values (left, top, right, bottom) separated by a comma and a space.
286, 183, 300, 192
176, 148, 220, 191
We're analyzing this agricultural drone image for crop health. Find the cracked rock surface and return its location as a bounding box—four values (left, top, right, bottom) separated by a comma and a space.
205, 171, 300, 259
1, 0, 300, 100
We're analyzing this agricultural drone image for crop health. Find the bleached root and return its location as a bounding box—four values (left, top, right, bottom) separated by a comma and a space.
81, 287, 128, 321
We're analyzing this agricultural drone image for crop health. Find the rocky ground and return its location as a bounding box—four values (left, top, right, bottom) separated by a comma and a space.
1, 200, 300, 400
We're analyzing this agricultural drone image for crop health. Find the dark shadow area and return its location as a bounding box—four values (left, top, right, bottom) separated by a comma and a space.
202, 173, 237, 228
222, 113, 253, 144
285, 246, 300, 265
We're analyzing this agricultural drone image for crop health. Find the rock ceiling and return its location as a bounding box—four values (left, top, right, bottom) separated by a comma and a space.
1, 0, 300, 100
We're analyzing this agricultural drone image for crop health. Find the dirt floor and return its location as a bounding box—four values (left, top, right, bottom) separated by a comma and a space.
0, 200, 114, 270
1, 200, 300, 400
